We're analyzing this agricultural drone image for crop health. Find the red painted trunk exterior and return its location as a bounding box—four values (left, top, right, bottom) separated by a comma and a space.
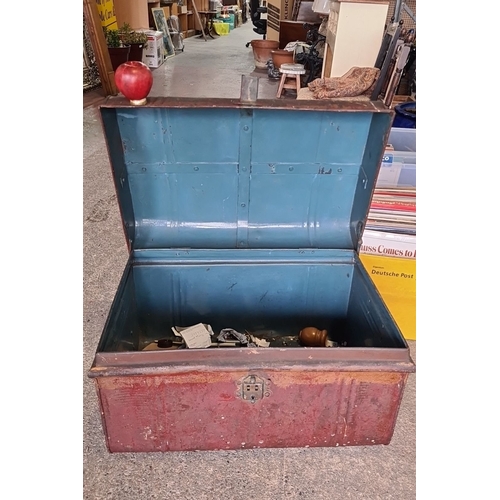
92, 351, 411, 453
89, 98, 415, 454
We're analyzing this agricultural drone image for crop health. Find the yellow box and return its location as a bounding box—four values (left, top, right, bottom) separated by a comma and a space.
360, 254, 416, 341
97, 0, 118, 30
213, 21, 230, 35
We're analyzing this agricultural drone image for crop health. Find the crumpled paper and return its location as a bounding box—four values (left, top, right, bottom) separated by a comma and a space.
173, 323, 212, 348
249, 335, 270, 348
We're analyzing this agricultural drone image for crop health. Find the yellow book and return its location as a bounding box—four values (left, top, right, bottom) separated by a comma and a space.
360, 254, 416, 341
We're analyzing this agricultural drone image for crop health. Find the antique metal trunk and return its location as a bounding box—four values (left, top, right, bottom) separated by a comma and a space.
88, 95, 415, 453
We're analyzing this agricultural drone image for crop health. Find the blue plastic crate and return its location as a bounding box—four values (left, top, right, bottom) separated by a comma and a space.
218, 14, 235, 29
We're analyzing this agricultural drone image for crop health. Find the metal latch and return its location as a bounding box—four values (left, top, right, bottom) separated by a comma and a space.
239, 374, 266, 403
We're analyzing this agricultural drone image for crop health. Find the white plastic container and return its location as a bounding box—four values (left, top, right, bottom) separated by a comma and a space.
376, 128, 416, 188
312, 0, 331, 15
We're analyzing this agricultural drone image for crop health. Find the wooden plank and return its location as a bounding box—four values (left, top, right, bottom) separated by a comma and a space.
191, 0, 208, 41
83, 0, 117, 96
83, 88, 107, 109
321, 43, 333, 79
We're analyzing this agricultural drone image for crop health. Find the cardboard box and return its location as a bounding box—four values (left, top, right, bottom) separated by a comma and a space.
140, 30, 165, 68
171, 2, 188, 15
266, 0, 295, 42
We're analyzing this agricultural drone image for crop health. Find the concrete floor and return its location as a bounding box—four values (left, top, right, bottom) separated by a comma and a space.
148, 23, 284, 99
83, 20, 416, 500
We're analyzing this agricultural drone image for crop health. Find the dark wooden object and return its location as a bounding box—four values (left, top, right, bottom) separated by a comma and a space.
82, 0, 118, 96
191, 0, 208, 41
370, 23, 403, 101
278, 1, 322, 49
278, 20, 309, 48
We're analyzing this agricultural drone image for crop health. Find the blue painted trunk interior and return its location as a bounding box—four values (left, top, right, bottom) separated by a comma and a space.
97, 103, 406, 351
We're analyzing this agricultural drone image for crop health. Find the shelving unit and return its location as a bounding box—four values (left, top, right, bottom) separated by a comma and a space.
113, 0, 201, 38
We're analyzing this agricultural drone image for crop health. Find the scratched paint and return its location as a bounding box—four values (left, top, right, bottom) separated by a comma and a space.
91, 98, 411, 454
96, 370, 408, 452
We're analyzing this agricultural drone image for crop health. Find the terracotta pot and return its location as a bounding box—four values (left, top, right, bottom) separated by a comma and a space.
299, 327, 328, 347
271, 49, 294, 68
251, 39, 279, 70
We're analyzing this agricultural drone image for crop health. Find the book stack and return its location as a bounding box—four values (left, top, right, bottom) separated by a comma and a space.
359, 129, 416, 340
367, 187, 416, 235
362, 187, 416, 257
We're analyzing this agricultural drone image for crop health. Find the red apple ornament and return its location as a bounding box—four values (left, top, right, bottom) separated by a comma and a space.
114, 61, 153, 106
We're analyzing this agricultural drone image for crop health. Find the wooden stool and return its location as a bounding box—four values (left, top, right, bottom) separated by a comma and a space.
276, 63, 306, 99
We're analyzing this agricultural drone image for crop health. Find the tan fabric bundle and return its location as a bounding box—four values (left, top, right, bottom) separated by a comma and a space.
308, 67, 380, 99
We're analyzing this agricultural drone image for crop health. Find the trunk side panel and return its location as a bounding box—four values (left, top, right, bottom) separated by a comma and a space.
97, 370, 408, 453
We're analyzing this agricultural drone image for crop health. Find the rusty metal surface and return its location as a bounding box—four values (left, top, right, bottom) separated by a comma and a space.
100, 95, 393, 113
90, 96, 412, 454
96, 370, 409, 453
90, 347, 415, 377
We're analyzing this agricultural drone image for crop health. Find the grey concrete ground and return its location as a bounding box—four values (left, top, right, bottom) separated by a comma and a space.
83, 20, 416, 500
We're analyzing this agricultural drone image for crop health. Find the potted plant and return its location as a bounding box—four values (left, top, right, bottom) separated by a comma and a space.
119, 23, 148, 62
104, 26, 130, 71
